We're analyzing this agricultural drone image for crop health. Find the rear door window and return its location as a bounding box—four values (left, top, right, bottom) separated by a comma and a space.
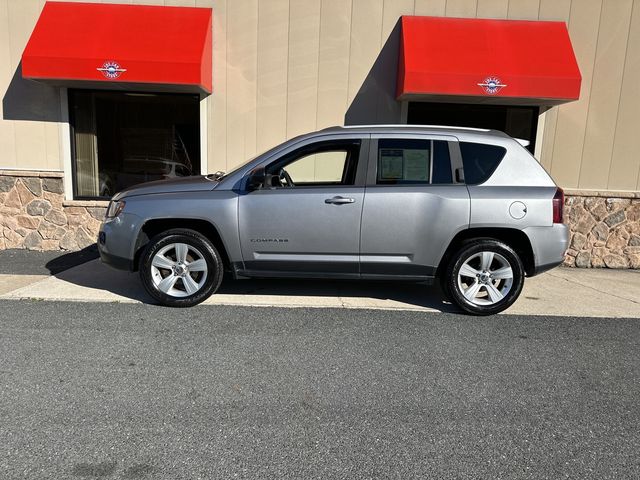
376, 139, 452, 185
459, 142, 506, 184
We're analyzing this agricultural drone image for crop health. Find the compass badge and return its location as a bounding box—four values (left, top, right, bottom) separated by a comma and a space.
97, 61, 126, 79
477, 76, 506, 95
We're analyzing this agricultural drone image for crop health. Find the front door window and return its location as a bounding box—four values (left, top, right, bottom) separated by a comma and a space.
264, 140, 360, 188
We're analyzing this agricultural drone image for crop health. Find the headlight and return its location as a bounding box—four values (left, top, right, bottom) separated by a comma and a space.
105, 200, 126, 219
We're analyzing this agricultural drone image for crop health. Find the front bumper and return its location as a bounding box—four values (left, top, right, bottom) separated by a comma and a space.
98, 246, 133, 271
97, 212, 142, 272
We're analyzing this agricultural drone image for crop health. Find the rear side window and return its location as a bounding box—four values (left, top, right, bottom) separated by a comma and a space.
376, 139, 452, 185
460, 142, 506, 184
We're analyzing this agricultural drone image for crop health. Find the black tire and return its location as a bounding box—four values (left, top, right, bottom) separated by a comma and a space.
438, 272, 451, 302
444, 239, 524, 316
139, 228, 223, 307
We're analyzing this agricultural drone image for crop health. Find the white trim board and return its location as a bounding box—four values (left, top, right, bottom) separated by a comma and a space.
200, 96, 208, 175
534, 107, 547, 162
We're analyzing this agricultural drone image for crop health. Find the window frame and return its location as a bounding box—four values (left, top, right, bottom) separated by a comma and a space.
366, 134, 463, 187
68, 88, 99, 201
67, 88, 202, 200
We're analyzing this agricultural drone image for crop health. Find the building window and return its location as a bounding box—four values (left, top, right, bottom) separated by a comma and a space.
69, 90, 200, 199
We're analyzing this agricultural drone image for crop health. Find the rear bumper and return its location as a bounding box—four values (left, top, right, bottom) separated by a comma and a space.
532, 259, 564, 276
524, 224, 569, 277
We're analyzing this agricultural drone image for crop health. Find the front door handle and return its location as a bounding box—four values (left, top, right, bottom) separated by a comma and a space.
325, 196, 355, 205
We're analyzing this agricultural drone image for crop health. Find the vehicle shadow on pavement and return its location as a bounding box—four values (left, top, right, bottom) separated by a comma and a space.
0, 246, 99, 275
44, 245, 100, 274
47, 259, 154, 303
216, 277, 459, 312
47, 258, 458, 312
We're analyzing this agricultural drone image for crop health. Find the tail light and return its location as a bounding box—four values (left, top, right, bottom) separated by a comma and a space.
552, 188, 564, 224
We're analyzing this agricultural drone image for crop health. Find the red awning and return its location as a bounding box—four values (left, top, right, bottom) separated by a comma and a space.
22, 1, 212, 94
397, 16, 581, 105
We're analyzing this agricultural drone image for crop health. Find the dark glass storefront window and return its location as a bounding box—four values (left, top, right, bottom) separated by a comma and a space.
69, 90, 200, 199
407, 102, 539, 154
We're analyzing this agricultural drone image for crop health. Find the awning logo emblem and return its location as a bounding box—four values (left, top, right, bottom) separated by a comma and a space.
97, 61, 126, 79
478, 76, 506, 95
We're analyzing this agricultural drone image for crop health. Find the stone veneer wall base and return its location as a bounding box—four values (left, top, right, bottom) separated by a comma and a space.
0, 171, 107, 251
563, 192, 640, 269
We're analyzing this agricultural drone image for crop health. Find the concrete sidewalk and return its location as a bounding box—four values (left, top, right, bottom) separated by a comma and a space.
0, 255, 638, 317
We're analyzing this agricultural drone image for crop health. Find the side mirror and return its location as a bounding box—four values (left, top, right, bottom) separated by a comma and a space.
247, 166, 266, 190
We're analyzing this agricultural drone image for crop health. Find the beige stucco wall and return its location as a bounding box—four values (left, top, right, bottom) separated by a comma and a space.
0, 0, 63, 171
1, 0, 640, 193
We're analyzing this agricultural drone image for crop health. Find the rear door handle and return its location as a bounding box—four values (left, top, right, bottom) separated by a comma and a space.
325, 196, 355, 205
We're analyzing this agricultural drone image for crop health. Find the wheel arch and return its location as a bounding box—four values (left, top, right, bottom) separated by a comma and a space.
436, 227, 535, 278
134, 218, 231, 272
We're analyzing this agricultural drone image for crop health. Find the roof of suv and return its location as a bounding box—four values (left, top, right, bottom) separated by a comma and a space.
319, 124, 512, 139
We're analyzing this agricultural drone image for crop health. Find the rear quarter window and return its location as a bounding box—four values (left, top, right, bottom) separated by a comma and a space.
460, 142, 506, 185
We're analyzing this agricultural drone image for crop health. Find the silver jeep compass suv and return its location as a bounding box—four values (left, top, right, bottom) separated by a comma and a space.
98, 125, 568, 315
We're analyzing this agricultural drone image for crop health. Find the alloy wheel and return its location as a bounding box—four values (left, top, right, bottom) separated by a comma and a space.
150, 242, 208, 298
457, 251, 514, 306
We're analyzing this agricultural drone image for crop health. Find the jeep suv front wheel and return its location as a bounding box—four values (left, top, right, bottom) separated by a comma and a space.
140, 229, 223, 307
444, 239, 524, 315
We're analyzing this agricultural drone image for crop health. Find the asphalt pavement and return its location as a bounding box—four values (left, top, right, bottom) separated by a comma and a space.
1, 300, 638, 479
0, 246, 98, 275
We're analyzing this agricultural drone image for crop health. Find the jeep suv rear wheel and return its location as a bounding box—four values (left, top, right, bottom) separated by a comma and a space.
444, 239, 524, 315
140, 229, 223, 307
